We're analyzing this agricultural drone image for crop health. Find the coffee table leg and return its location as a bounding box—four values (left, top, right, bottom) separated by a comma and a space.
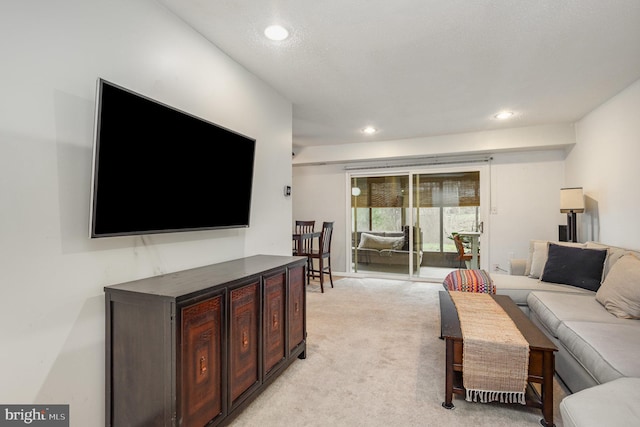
442, 338, 455, 409
540, 351, 555, 427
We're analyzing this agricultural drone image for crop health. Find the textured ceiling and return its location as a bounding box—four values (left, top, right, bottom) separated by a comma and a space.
159, 0, 640, 149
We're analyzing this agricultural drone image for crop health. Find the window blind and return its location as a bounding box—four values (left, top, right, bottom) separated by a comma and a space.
352, 172, 479, 208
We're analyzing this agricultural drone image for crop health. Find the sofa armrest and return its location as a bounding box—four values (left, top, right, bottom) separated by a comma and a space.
509, 258, 527, 276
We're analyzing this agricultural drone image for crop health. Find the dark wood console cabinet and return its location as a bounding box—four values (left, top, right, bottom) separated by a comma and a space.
105, 255, 307, 427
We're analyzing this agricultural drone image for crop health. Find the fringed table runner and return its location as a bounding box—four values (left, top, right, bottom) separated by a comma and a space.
443, 269, 495, 294
449, 292, 529, 404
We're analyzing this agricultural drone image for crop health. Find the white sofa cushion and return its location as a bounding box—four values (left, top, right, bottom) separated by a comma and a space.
493, 274, 590, 306
596, 253, 640, 319
560, 377, 640, 427
528, 240, 548, 278
527, 291, 627, 337
585, 241, 640, 279
558, 321, 640, 383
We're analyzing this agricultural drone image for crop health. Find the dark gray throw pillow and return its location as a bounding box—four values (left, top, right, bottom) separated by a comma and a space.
541, 243, 607, 291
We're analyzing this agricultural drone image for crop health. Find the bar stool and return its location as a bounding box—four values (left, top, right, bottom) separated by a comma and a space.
307, 221, 334, 293
293, 220, 315, 284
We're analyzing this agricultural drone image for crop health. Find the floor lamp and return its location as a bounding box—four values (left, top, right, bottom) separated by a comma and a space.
560, 187, 584, 243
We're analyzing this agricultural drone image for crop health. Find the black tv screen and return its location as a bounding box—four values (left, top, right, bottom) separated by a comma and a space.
90, 78, 256, 238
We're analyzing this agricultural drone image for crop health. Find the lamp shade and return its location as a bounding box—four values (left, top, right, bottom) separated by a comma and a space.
560, 187, 585, 213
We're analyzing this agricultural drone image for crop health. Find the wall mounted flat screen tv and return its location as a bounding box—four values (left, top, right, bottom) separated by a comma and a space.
90, 78, 256, 238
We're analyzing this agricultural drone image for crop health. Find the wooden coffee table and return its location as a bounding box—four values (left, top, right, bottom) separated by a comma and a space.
439, 291, 557, 427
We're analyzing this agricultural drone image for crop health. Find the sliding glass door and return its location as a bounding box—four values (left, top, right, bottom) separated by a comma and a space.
414, 172, 480, 272
350, 170, 482, 278
351, 174, 416, 276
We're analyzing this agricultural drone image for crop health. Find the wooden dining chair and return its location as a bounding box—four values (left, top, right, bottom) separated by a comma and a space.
453, 234, 472, 269
293, 220, 315, 283
293, 220, 315, 255
307, 221, 334, 293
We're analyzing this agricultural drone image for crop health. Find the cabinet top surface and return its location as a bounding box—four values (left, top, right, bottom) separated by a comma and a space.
104, 254, 306, 300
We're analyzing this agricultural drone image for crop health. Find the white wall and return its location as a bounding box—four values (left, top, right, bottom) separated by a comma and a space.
293, 123, 575, 165
292, 164, 349, 273
488, 151, 566, 268
568, 78, 640, 249
0, 1, 292, 424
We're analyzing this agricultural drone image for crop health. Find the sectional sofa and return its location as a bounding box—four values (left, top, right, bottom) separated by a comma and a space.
491, 240, 640, 427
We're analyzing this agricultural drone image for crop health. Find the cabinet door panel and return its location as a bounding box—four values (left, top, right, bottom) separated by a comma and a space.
288, 265, 305, 353
264, 272, 286, 374
229, 281, 260, 403
181, 296, 223, 427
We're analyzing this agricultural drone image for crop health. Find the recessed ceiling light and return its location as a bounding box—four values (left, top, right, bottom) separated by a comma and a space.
264, 25, 289, 41
494, 111, 515, 120
362, 126, 377, 135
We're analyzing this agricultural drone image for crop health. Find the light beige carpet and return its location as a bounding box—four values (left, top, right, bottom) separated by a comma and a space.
230, 277, 566, 427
